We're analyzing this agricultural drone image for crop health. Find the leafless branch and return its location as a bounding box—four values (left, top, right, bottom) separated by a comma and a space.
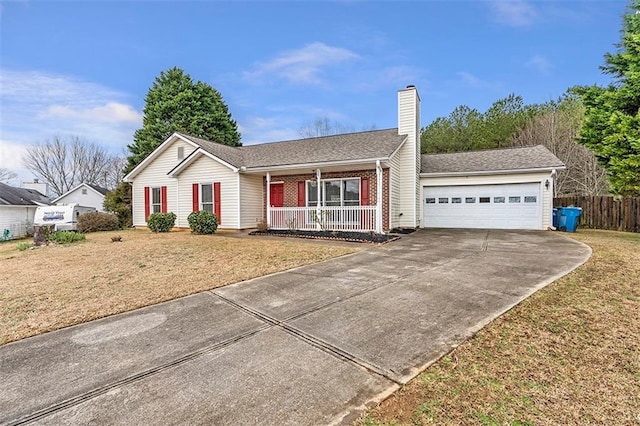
22, 136, 125, 197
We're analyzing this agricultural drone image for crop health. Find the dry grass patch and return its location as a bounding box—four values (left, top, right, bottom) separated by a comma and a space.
360, 230, 640, 426
0, 230, 356, 345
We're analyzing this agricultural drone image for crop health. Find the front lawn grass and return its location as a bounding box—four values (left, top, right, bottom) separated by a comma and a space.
0, 229, 356, 345
360, 229, 639, 425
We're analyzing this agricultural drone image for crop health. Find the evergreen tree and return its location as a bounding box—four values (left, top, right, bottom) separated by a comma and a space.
420, 95, 532, 154
126, 67, 241, 173
103, 182, 132, 228
572, 1, 640, 195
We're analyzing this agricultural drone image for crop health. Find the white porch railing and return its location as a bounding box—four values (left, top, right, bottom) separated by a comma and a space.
269, 206, 377, 232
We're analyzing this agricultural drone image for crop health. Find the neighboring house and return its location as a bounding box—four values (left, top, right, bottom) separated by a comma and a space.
124, 86, 565, 232
0, 182, 51, 239
53, 183, 109, 212
22, 179, 52, 198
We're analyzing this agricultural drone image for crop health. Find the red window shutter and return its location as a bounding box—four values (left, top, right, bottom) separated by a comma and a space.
361, 178, 370, 206
214, 182, 221, 224
144, 186, 150, 220
297, 181, 306, 207
161, 186, 167, 213
192, 183, 199, 212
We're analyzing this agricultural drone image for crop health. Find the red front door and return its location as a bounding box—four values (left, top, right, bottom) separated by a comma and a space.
270, 183, 284, 207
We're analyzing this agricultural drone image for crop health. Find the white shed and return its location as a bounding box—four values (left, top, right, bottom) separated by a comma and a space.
52, 183, 109, 212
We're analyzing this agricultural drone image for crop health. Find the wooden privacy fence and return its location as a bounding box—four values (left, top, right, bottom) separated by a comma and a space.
553, 196, 640, 233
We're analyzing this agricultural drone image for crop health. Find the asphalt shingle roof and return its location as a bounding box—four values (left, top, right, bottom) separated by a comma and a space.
0, 182, 50, 206
179, 128, 407, 169
86, 183, 110, 195
421, 145, 565, 174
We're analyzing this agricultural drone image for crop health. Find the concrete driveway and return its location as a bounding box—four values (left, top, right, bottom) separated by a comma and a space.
0, 229, 591, 425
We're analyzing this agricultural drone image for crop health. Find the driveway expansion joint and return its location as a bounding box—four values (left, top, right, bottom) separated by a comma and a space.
211, 289, 404, 385
4, 327, 269, 426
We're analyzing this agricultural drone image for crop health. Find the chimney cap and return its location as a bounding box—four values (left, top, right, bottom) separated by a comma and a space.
406, 84, 416, 89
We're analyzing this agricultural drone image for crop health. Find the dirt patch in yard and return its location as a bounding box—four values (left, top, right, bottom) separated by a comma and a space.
0, 229, 356, 345
359, 230, 640, 425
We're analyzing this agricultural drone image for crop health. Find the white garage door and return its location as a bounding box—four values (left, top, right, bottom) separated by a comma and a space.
423, 183, 542, 230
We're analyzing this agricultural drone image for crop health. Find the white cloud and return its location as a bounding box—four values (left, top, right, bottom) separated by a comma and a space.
489, 1, 537, 27
239, 115, 300, 144
243, 42, 360, 86
0, 68, 141, 149
41, 102, 142, 124
0, 139, 33, 186
354, 65, 423, 92
525, 55, 554, 74
456, 71, 493, 89
0, 140, 28, 169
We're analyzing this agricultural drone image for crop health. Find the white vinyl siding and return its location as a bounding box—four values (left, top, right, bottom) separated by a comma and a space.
397, 87, 421, 228
239, 174, 264, 229
0, 206, 37, 239
176, 154, 239, 229
420, 172, 554, 230
55, 185, 106, 211
131, 140, 195, 226
389, 149, 402, 229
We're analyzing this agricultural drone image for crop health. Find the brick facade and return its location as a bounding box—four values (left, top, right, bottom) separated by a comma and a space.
263, 168, 390, 231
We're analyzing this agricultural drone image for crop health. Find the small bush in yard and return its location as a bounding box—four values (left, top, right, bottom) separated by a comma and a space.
49, 231, 86, 244
17, 242, 32, 251
78, 211, 120, 233
147, 212, 176, 233
187, 211, 218, 234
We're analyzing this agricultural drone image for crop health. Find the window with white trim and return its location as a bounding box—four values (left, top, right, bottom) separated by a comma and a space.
151, 187, 162, 213
200, 184, 214, 212
306, 178, 360, 207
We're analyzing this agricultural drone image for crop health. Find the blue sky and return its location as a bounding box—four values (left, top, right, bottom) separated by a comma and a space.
0, 0, 628, 184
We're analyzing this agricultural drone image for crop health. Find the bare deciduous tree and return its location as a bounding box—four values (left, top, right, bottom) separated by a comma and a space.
511, 99, 609, 196
298, 117, 355, 138
23, 136, 125, 197
0, 167, 17, 183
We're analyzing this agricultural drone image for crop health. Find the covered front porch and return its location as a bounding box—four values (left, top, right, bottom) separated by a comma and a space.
258, 160, 388, 233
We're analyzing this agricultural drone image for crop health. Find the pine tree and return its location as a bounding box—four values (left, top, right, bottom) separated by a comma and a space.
572, 1, 640, 195
126, 67, 241, 173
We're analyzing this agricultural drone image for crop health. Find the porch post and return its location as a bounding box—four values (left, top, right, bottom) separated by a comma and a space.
376, 160, 383, 233
316, 168, 321, 230
266, 172, 271, 228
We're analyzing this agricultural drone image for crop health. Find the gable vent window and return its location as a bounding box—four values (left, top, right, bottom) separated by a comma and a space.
177, 147, 184, 160
82, 188, 87, 195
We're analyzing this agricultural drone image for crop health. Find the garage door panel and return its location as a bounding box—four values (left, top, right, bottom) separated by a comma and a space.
423, 183, 541, 230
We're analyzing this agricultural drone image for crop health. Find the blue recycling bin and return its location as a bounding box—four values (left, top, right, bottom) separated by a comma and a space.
552, 208, 559, 228
559, 207, 582, 232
